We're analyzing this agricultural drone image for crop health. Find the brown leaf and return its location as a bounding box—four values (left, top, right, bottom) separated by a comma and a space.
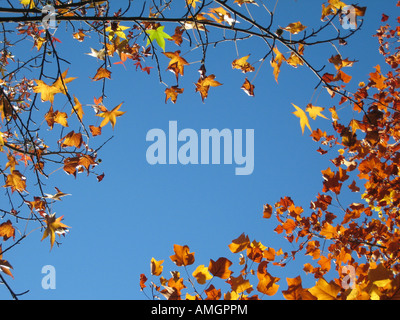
0, 220, 15, 241
208, 257, 232, 279
169, 244, 195, 266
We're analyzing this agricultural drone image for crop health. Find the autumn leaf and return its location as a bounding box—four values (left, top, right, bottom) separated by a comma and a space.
192, 265, 212, 284
91, 67, 111, 81
232, 55, 255, 73
43, 187, 71, 201
207, 7, 238, 26
89, 125, 102, 137
33, 69, 76, 103
19, 0, 35, 9
41, 213, 70, 250
86, 48, 106, 60
45, 106, 68, 129
241, 78, 255, 97
150, 257, 164, 276
63, 155, 96, 177
195, 74, 222, 102
71, 95, 84, 120
328, 54, 356, 70
208, 257, 232, 279
96, 102, 125, 129
105, 23, 130, 41
0, 220, 15, 241
73, 29, 87, 42
263, 204, 273, 219
282, 276, 316, 300
4, 170, 26, 193
186, 0, 201, 9
170, 244, 195, 266
165, 86, 184, 104
257, 266, 280, 296
0, 245, 13, 278
0, 132, 4, 152
59, 131, 83, 149
271, 46, 286, 82
228, 233, 250, 253
205, 284, 221, 300
292, 103, 312, 134
305, 104, 328, 120
369, 65, 387, 90
307, 278, 340, 300
140, 273, 147, 290
162, 51, 189, 80
283, 21, 307, 34
229, 275, 253, 294
146, 26, 172, 51
234, 0, 258, 7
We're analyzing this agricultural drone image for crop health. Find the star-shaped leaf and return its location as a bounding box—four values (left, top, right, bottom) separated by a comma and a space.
96, 102, 125, 129
292, 103, 312, 134
146, 26, 172, 51
41, 214, 70, 250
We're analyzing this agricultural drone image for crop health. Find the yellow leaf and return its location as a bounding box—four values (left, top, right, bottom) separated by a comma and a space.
41, 214, 70, 250
192, 265, 212, 284
4, 170, 26, 193
305, 104, 329, 120
150, 257, 164, 276
71, 95, 84, 120
0, 132, 4, 151
33, 69, 76, 103
230, 275, 252, 294
96, 102, 125, 129
20, 0, 35, 9
283, 21, 307, 34
307, 278, 340, 300
232, 55, 255, 73
105, 23, 130, 41
292, 103, 312, 134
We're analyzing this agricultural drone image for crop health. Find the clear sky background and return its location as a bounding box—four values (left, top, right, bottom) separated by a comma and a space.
1, 0, 396, 300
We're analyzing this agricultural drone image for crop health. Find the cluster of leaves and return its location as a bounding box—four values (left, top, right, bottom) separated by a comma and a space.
140, 3, 400, 300
0, 0, 389, 299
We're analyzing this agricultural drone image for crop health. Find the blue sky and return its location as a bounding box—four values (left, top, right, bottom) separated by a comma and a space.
1, 0, 396, 300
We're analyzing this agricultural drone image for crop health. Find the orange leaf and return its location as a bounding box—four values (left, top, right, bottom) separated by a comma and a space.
170, 244, 195, 266
204, 284, 221, 300
282, 276, 317, 300
0, 220, 15, 241
162, 50, 189, 80
4, 170, 26, 193
89, 125, 102, 137
165, 86, 184, 104
41, 214, 70, 250
194, 74, 222, 102
139, 273, 147, 290
59, 131, 83, 149
92, 67, 111, 81
232, 55, 255, 73
241, 78, 255, 96
257, 271, 280, 296
150, 257, 164, 276
369, 65, 387, 90
208, 257, 232, 279
228, 233, 250, 253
